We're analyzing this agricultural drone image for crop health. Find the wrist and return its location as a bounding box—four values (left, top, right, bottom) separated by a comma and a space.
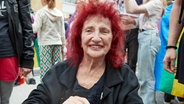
166, 46, 177, 50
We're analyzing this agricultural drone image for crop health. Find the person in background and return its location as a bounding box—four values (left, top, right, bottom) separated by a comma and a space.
0, 0, 34, 104
163, 0, 184, 85
154, 1, 184, 103
32, 0, 66, 80
119, 0, 142, 72
124, 0, 166, 103
14, 8, 37, 86
23, 0, 143, 104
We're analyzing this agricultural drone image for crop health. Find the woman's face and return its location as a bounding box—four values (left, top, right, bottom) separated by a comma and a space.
81, 15, 113, 59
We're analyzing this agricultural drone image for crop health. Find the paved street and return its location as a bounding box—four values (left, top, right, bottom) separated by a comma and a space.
10, 69, 40, 104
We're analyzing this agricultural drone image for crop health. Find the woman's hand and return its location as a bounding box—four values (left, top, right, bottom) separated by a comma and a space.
63, 96, 90, 104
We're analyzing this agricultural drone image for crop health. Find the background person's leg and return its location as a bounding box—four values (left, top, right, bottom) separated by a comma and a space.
0, 80, 14, 104
52, 45, 62, 65
164, 93, 174, 103
126, 28, 139, 72
39, 45, 52, 80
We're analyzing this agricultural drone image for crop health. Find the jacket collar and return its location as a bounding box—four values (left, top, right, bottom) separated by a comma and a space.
105, 65, 124, 87
59, 63, 124, 97
103, 65, 124, 98
59, 65, 77, 89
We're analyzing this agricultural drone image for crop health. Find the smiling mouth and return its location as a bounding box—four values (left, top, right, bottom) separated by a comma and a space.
89, 45, 103, 50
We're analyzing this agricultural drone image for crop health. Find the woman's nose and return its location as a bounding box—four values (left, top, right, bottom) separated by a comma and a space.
92, 32, 102, 42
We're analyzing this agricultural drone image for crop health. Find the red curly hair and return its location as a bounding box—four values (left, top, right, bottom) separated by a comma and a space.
66, 0, 125, 68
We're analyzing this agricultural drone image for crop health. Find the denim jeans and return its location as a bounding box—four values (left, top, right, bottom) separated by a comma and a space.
136, 30, 160, 104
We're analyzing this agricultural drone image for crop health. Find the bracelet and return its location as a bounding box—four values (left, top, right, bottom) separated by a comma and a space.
166, 46, 177, 50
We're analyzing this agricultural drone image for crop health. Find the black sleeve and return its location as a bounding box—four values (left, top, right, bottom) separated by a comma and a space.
121, 64, 143, 104
22, 83, 51, 104
22, 62, 67, 104
18, 0, 34, 69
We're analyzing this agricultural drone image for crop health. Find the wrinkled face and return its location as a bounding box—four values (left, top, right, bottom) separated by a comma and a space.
81, 15, 113, 59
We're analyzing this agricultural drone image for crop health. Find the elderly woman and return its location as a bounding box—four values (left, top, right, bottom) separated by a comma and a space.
23, 1, 143, 104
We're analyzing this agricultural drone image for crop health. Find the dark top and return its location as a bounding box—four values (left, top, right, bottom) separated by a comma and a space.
176, 0, 184, 84
73, 73, 105, 104
0, 0, 15, 57
4, 0, 34, 69
23, 61, 143, 104
176, 32, 184, 84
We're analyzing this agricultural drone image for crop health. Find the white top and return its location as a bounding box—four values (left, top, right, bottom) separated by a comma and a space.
118, 1, 139, 30
33, 6, 66, 46
139, 0, 163, 32
119, 3, 139, 18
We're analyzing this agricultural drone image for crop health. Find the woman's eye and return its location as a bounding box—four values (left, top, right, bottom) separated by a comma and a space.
101, 29, 110, 34
85, 29, 93, 33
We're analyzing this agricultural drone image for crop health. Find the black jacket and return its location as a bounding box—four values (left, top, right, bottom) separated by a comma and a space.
5, 0, 34, 69
23, 61, 143, 104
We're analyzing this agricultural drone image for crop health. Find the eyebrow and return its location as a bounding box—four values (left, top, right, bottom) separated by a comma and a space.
83, 25, 110, 30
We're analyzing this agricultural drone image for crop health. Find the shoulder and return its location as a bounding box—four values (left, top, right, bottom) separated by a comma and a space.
35, 8, 46, 16
53, 8, 64, 17
54, 8, 63, 14
119, 64, 139, 85
120, 63, 134, 76
145, 0, 162, 8
109, 63, 137, 83
116, 64, 143, 103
